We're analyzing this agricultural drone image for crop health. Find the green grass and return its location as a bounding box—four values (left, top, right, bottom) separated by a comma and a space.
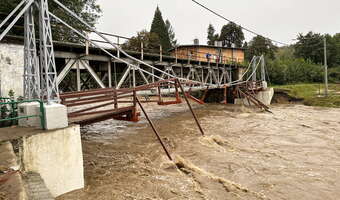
273, 83, 340, 108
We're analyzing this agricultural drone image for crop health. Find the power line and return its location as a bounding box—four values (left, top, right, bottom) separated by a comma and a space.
191, 0, 289, 46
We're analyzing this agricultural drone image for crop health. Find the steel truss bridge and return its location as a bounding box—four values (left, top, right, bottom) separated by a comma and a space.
0, 0, 269, 125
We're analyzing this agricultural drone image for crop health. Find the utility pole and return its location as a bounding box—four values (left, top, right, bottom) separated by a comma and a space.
324, 36, 329, 97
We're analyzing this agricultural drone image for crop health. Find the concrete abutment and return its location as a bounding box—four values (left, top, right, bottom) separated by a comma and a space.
0, 125, 84, 199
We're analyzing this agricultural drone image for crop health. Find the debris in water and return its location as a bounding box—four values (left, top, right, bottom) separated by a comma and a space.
174, 155, 268, 200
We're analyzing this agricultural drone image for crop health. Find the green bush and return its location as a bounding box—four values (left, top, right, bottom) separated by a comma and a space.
329, 67, 340, 83
266, 57, 324, 85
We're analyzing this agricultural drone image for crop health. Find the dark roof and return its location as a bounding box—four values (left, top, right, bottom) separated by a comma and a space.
169, 44, 245, 51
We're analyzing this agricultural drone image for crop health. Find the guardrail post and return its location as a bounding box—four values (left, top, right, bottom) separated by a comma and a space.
108, 61, 112, 88
117, 36, 120, 58
157, 86, 162, 104
85, 33, 89, 55
175, 47, 178, 64
114, 90, 118, 109
160, 45, 163, 62
38, 100, 46, 129
141, 42, 144, 60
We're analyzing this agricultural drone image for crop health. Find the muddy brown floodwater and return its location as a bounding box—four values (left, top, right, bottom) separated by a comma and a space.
57, 103, 340, 200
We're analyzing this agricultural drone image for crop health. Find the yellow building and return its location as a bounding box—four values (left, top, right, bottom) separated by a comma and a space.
169, 45, 245, 64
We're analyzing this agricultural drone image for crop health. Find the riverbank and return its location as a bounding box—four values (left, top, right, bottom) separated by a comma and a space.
57, 103, 340, 200
274, 83, 340, 108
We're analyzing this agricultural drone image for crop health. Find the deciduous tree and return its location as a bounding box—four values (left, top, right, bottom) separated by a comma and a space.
246, 35, 277, 60
294, 32, 340, 67
122, 30, 160, 53
219, 22, 244, 48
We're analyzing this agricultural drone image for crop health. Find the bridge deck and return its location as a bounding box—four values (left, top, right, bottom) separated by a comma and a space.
68, 106, 136, 125
61, 78, 182, 125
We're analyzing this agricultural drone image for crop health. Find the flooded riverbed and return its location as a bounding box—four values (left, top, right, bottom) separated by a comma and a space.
57, 103, 340, 200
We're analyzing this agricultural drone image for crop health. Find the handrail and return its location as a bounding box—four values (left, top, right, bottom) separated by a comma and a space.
0, 99, 46, 129
0, 97, 11, 101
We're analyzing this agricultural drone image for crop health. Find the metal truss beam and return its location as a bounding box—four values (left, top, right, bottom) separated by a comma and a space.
80, 60, 106, 88
24, 5, 40, 99
39, 0, 59, 103
0, 0, 34, 41
57, 59, 77, 85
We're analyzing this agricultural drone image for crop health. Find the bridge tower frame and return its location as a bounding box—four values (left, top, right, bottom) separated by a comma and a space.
0, 0, 59, 103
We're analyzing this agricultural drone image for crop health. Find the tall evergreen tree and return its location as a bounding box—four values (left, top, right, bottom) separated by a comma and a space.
150, 7, 171, 51
207, 24, 219, 45
219, 22, 244, 48
165, 19, 178, 47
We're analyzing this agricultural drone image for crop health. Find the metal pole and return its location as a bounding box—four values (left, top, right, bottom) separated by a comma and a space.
39, 0, 59, 103
261, 55, 266, 81
141, 42, 144, 60
176, 79, 205, 136
117, 37, 120, 58
108, 61, 112, 88
24, 5, 40, 100
136, 97, 173, 161
160, 45, 163, 62
0, 0, 34, 41
324, 36, 329, 97
132, 66, 136, 88
252, 56, 257, 82
85, 33, 89, 55
175, 47, 178, 64
76, 60, 81, 91
0, 0, 26, 29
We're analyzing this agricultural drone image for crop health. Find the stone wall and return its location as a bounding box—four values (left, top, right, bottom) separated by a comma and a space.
0, 43, 24, 98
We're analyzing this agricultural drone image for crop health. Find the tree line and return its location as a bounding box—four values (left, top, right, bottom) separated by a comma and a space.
207, 23, 340, 85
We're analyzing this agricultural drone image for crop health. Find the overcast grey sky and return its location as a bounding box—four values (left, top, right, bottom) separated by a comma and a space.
95, 0, 340, 46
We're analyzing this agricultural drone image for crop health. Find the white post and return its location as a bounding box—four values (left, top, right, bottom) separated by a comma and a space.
76, 60, 81, 91
108, 61, 112, 88
141, 42, 144, 60
117, 37, 120, 58
160, 45, 163, 62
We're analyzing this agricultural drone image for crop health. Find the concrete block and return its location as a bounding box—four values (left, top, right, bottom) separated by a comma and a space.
18, 102, 41, 128
44, 103, 68, 130
22, 125, 84, 197
256, 88, 274, 106
234, 88, 274, 106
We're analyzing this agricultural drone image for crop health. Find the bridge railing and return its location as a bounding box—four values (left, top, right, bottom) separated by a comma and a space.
89, 32, 244, 65
0, 99, 46, 129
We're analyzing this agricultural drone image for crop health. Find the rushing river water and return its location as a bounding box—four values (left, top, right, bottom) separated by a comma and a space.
58, 103, 340, 200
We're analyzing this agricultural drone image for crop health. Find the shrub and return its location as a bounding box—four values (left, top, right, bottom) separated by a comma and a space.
266, 57, 324, 85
